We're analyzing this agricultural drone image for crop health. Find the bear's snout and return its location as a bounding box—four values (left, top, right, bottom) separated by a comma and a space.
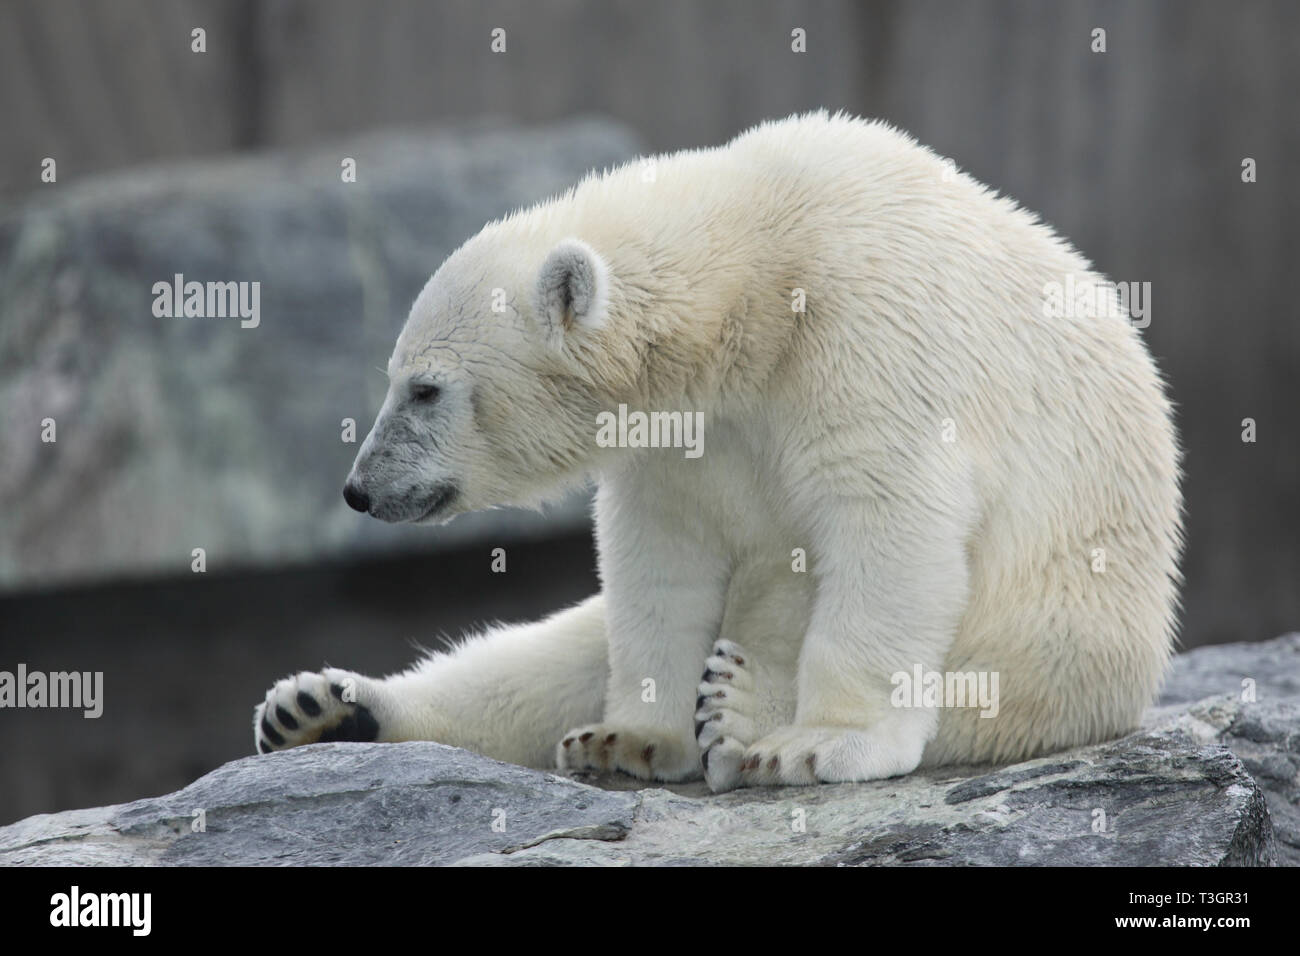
342, 482, 370, 514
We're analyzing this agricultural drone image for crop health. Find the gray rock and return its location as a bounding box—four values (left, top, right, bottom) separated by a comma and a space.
481, 710, 1275, 867
6, 633, 1297, 866
0, 119, 639, 591
1159, 632, 1300, 705
1147, 633, 1300, 865
0, 742, 638, 867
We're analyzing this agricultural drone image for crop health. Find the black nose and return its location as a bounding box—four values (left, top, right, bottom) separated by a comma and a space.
343, 483, 370, 513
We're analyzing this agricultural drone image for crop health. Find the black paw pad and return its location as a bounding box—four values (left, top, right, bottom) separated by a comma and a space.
297, 691, 322, 717
316, 704, 380, 743
275, 706, 299, 730
260, 715, 285, 747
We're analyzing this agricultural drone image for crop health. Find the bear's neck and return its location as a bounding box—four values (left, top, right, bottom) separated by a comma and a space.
568, 196, 799, 416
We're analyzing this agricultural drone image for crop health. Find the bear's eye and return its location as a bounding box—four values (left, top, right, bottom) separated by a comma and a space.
410, 383, 441, 404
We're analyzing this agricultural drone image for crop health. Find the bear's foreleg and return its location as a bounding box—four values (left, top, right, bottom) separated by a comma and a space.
556, 483, 728, 782
735, 495, 972, 787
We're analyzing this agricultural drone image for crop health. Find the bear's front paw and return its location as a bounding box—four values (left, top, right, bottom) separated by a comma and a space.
736, 725, 925, 787
253, 668, 381, 754
556, 725, 701, 782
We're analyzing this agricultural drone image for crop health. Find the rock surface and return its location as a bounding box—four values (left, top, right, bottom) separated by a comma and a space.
2, 635, 1295, 866
0, 119, 637, 591
1152, 632, 1300, 866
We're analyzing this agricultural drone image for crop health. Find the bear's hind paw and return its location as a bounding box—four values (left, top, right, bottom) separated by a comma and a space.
253, 668, 380, 754
695, 639, 759, 793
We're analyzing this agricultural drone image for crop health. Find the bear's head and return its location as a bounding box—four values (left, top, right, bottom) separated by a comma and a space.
343, 231, 619, 523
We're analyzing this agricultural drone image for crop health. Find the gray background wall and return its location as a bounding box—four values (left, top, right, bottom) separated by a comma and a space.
0, 0, 1296, 822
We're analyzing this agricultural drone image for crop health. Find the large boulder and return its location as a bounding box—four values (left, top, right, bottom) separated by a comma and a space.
1, 634, 1293, 866
0, 119, 638, 592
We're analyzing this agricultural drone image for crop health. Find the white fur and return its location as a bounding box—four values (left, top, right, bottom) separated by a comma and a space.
256, 112, 1182, 791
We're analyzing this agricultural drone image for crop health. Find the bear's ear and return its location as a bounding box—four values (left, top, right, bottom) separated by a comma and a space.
533, 238, 609, 347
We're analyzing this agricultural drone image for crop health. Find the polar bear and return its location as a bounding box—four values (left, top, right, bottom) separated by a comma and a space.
254, 112, 1182, 791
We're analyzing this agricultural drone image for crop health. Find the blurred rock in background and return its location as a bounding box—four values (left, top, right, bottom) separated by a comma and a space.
0, 119, 635, 588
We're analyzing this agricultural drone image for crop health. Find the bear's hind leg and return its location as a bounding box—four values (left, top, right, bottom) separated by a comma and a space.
253, 593, 609, 767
